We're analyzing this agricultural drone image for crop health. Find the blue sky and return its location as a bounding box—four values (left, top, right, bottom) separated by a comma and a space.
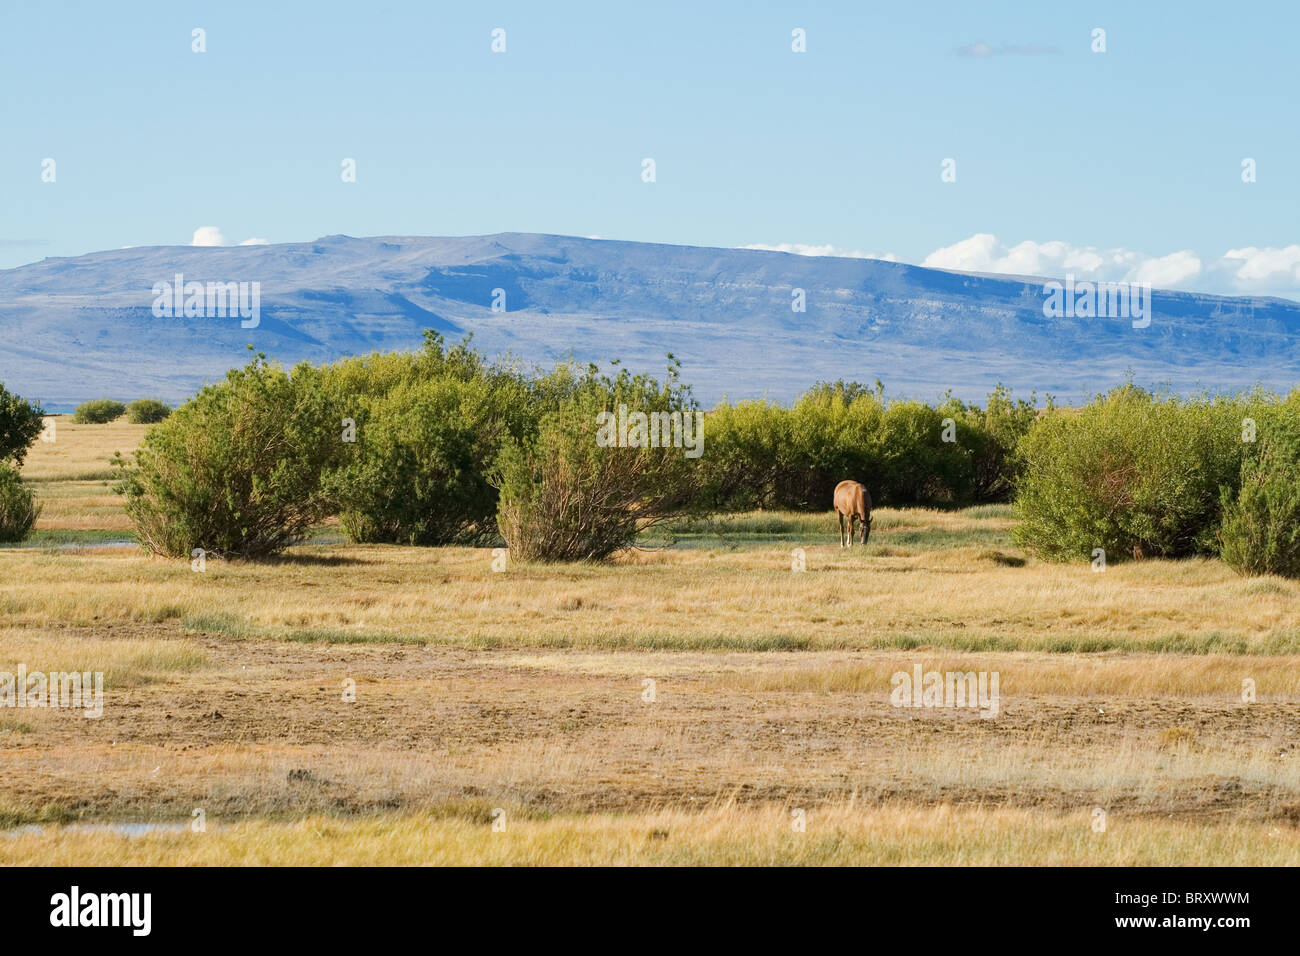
3, 1, 1298, 295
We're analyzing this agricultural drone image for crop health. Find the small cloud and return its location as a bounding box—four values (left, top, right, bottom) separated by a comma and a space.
1131, 250, 1202, 288
191, 226, 225, 246
1218, 245, 1300, 293
239, 237, 269, 246
744, 242, 898, 262
955, 41, 1061, 57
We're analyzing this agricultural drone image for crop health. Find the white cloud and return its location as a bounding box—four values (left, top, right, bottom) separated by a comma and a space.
191, 226, 225, 247
1219, 245, 1300, 291
1131, 250, 1202, 288
918, 233, 1300, 296
922, 234, 1205, 289
191, 228, 269, 247
744, 242, 898, 262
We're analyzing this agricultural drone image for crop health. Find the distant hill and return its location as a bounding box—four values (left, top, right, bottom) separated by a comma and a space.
1, 232, 1296, 407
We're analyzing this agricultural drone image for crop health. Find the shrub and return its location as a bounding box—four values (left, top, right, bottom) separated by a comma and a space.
700, 383, 1033, 510
1219, 431, 1300, 577
327, 377, 514, 546
114, 355, 340, 558
0, 384, 45, 464
1013, 386, 1250, 561
0, 463, 40, 542
701, 386, 890, 510
495, 362, 704, 561
877, 399, 972, 504
322, 333, 534, 546
126, 398, 171, 424
938, 384, 1042, 501
72, 399, 127, 424
699, 399, 796, 509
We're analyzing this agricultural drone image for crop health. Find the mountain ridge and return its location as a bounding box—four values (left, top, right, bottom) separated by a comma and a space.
2, 232, 1297, 407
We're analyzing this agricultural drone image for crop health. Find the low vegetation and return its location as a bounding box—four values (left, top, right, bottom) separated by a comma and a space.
0, 463, 40, 542
496, 361, 704, 561
113, 354, 340, 558
71, 399, 127, 424
1013, 384, 1300, 574
125, 398, 171, 424
323, 335, 531, 546
0, 382, 45, 464
699, 381, 1039, 510
1219, 430, 1300, 577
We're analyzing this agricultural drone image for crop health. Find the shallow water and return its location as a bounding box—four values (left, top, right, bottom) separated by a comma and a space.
3, 822, 192, 838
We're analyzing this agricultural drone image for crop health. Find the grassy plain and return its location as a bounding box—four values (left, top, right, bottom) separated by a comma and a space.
0, 419, 1296, 864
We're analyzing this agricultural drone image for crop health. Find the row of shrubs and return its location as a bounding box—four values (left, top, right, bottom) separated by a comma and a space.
111, 336, 1035, 562
115, 338, 708, 561
72, 398, 171, 424
702, 381, 1039, 510
1013, 384, 1300, 576
12, 342, 1300, 577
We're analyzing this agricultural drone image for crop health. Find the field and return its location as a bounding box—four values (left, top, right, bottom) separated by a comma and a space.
1, 420, 1298, 864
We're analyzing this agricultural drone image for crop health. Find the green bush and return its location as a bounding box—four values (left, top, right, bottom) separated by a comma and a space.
1219, 430, 1300, 577
322, 333, 533, 546
0, 463, 40, 542
700, 382, 1033, 510
1013, 386, 1251, 562
327, 377, 513, 546
72, 399, 127, 424
938, 384, 1042, 501
0, 383, 45, 465
114, 355, 340, 558
125, 398, 171, 424
495, 362, 704, 561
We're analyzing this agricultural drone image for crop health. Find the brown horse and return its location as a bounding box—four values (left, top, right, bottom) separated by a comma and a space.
833, 480, 872, 548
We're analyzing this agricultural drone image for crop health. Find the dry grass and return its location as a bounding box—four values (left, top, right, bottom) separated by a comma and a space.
2, 414, 1298, 864
0, 627, 205, 688
723, 652, 1300, 697
17, 418, 142, 532
0, 542, 1294, 654
1, 804, 1295, 866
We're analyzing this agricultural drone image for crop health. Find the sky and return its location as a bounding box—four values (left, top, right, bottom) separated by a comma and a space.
3, 1, 1298, 296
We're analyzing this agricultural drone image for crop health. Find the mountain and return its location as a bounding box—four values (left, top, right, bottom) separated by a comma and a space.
1, 232, 1297, 408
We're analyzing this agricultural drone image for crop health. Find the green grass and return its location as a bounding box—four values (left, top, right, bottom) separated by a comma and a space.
646, 507, 1016, 551
1, 529, 133, 549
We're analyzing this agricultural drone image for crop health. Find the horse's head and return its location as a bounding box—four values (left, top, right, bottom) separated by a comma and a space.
861, 514, 871, 544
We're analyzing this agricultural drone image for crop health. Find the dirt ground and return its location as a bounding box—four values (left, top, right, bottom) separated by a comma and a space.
4, 629, 1297, 826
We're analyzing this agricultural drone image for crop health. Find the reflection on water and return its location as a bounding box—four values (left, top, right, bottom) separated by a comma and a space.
3, 822, 193, 838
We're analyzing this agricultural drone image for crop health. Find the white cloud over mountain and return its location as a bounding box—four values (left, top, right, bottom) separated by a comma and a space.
918, 234, 1299, 297
191, 227, 270, 248
747, 233, 1300, 297
191, 226, 225, 247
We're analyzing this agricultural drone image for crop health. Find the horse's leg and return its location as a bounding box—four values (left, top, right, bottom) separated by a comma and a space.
848, 515, 856, 549
838, 512, 846, 548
